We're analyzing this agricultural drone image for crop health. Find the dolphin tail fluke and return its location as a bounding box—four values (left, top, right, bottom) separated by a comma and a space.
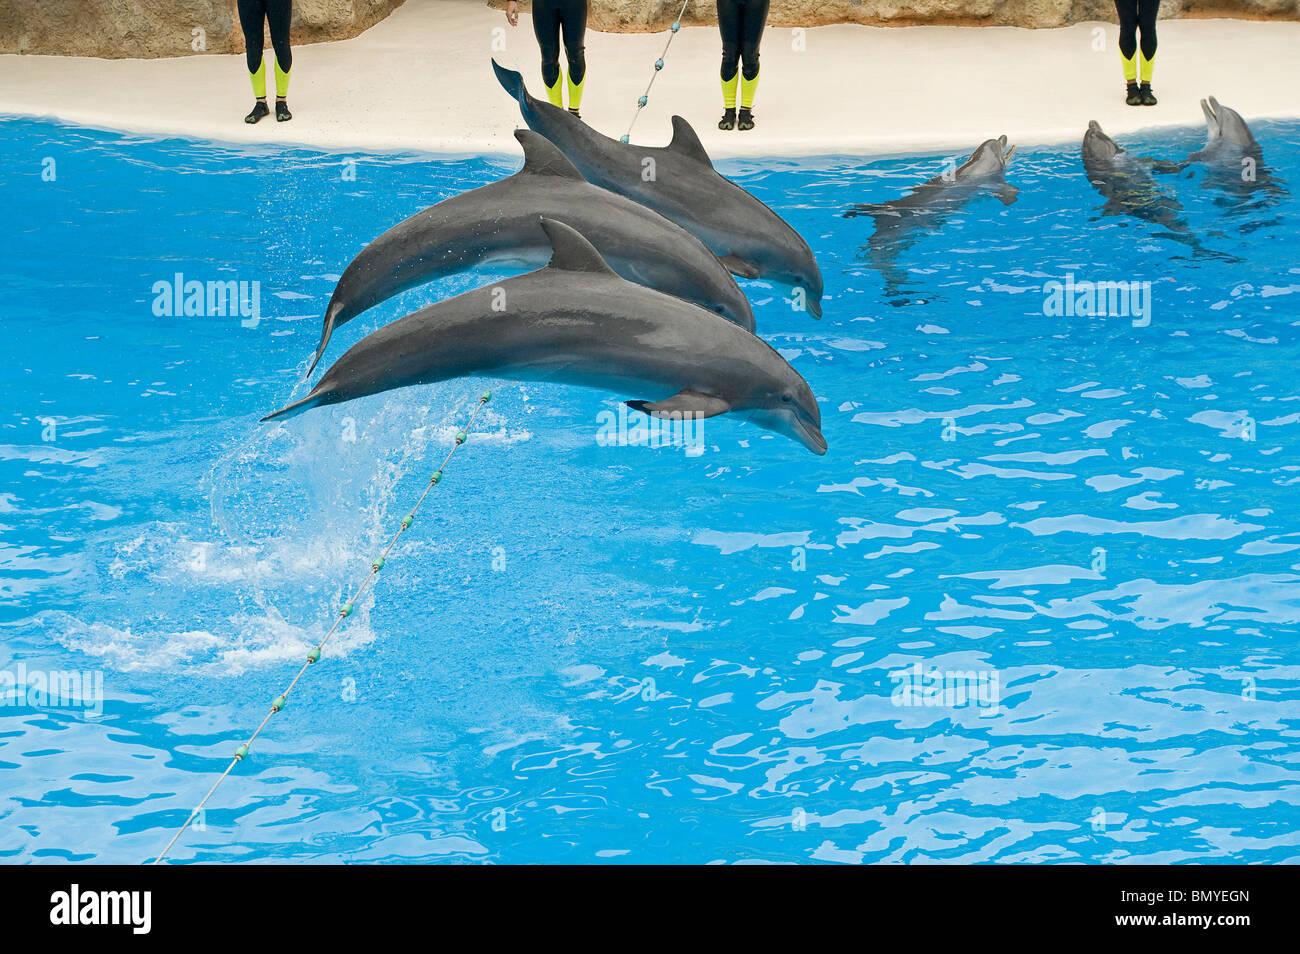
261, 389, 327, 423
492, 59, 530, 109
308, 301, 343, 376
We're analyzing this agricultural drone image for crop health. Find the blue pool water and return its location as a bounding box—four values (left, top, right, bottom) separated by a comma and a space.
3, 116, 1299, 864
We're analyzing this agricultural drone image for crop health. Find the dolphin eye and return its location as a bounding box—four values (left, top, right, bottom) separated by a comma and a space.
781, 393, 793, 404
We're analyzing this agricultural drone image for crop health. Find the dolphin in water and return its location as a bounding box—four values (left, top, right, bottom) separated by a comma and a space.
844, 136, 1018, 300
1081, 120, 1203, 250
309, 130, 755, 374
265, 219, 827, 455
491, 59, 824, 318
1177, 96, 1286, 210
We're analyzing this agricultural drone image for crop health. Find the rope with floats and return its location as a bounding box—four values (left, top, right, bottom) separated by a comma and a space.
152, 390, 492, 864
621, 0, 692, 144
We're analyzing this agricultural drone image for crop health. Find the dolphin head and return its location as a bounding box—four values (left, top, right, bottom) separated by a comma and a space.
741, 233, 824, 318
1082, 120, 1122, 163
1202, 96, 1258, 149
740, 364, 827, 455
956, 135, 1016, 180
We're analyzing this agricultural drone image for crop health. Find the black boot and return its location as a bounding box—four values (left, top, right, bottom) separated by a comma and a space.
718, 108, 736, 130
737, 107, 755, 131
1139, 82, 1157, 106
1125, 82, 1142, 107
275, 98, 292, 122
245, 100, 270, 124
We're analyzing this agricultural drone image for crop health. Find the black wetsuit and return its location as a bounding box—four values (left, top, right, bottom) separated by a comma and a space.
238, 0, 292, 76
533, 0, 587, 90
717, 0, 768, 83
1114, 0, 1158, 64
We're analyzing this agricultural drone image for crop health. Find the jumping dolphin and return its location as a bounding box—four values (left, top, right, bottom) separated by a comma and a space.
1081, 120, 1201, 249
844, 136, 1018, 300
309, 130, 755, 374
491, 60, 824, 318
265, 219, 827, 455
1178, 96, 1286, 207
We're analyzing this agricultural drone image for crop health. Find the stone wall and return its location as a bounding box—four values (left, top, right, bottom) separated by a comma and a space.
0, 0, 406, 58
5, 0, 1297, 58
496, 0, 1300, 30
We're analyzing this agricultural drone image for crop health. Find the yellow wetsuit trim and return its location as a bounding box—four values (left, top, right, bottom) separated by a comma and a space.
274, 59, 290, 98
250, 58, 267, 99
1139, 52, 1154, 84
740, 70, 759, 110
721, 71, 738, 109
545, 73, 564, 108
1121, 52, 1137, 83
567, 72, 585, 111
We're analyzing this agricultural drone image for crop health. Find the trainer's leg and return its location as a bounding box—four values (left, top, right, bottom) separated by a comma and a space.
1136, 0, 1159, 104
265, 0, 293, 120
532, 1, 565, 107
737, 0, 768, 131
560, 0, 587, 115
717, 0, 742, 129
1114, 0, 1141, 105
237, 0, 270, 123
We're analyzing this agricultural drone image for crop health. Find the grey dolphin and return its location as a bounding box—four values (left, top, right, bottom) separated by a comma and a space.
1081, 120, 1201, 249
309, 129, 755, 373
265, 219, 826, 455
844, 136, 1018, 299
1180, 96, 1286, 206
491, 59, 824, 318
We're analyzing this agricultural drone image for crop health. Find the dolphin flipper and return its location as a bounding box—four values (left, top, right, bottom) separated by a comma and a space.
720, 255, 761, 279
627, 390, 731, 419
994, 183, 1020, 206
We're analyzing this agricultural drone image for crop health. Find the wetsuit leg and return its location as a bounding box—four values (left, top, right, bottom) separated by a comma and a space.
238, 0, 267, 78
737, 0, 768, 129
1136, 0, 1158, 86
1114, 0, 1142, 103
237, 0, 270, 122
559, 0, 587, 113
533, 1, 565, 106
718, 0, 742, 126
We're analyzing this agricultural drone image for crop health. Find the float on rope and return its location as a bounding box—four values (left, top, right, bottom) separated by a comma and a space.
621, 2, 690, 144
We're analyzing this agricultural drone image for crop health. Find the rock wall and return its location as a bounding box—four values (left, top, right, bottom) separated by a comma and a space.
497, 0, 1300, 30
5, 0, 1297, 58
0, 0, 406, 58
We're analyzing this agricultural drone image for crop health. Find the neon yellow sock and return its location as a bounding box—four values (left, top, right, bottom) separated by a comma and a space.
545, 73, 564, 107
250, 58, 267, 99
721, 71, 738, 109
740, 70, 759, 110
567, 72, 585, 111
1121, 52, 1137, 83
1139, 52, 1154, 84
274, 60, 290, 98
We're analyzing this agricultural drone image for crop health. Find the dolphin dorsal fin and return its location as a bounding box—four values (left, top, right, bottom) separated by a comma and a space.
667, 116, 713, 165
539, 218, 618, 275
515, 129, 584, 180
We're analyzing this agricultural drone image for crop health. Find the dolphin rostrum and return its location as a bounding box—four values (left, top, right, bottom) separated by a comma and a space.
491, 59, 824, 318
265, 219, 827, 455
309, 130, 755, 374
844, 136, 1018, 300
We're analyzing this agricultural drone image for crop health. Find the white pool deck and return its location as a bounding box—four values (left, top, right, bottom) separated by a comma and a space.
1, 1, 1298, 158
